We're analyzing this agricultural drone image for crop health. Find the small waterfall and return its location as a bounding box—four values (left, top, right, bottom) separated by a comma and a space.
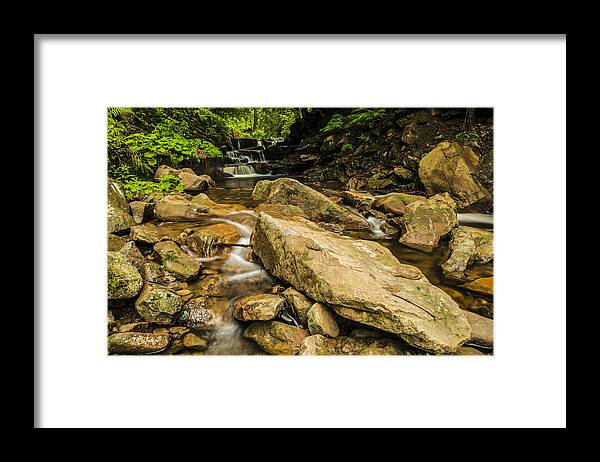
223, 164, 257, 176
367, 216, 386, 239
220, 138, 282, 178
457, 213, 494, 228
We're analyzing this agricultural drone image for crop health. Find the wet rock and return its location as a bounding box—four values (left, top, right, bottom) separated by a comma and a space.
254, 203, 309, 220
154, 194, 210, 221
299, 334, 406, 355
340, 191, 376, 211
108, 179, 135, 234
118, 241, 145, 274
107, 251, 143, 300
176, 289, 191, 296
372, 195, 407, 216
118, 321, 156, 333
108, 332, 170, 355
392, 166, 414, 181
252, 213, 471, 354
464, 311, 493, 347
456, 346, 486, 355
177, 297, 219, 329
130, 224, 162, 244
251, 178, 370, 231
441, 226, 493, 278
191, 193, 246, 216
153, 240, 201, 281
155, 165, 216, 192
282, 287, 314, 326
135, 283, 184, 325
183, 332, 208, 351
419, 142, 492, 212
129, 201, 154, 224
186, 223, 241, 257
346, 177, 368, 190
108, 234, 128, 251
399, 193, 458, 252
232, 293, 285, 321
307, 303, 339, 337
377, 192, 426, 205
243, 321, 310, 355
142, 261, 177, 285
366, 178, 395, 190
460, 276, 493, 296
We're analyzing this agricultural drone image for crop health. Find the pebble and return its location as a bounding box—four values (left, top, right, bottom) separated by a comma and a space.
176, 289, 192, 296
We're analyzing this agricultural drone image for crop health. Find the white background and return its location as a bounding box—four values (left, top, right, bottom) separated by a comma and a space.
36, 36, 566, 428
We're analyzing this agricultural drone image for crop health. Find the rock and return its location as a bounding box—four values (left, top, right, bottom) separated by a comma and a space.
155, 165, 216, 192
186, 223, 241, 257
182, 332, 208, 351
243, 321, 310, 355
366, 178, 394, 190
376, 192, 426, 205
460, 277, 493, 297
399, 193, 458, 252
372, 195, 407, 216
346, 177, 368, 190
108, 332, 170, 354
282, 287, 313, 326
142, 261, 176, 285
232, 293, 285, 321
464, 311, 493, 347
299, 334, 405, 355
177, 297, 219, 329
419, 142, 492, 212
251, 178, 370, 231
340, 191, 376, 211
118, 241, 145, 274
392, 167, 414, 181
130, 224, 162, 244
153, 240, 201, 281
252, 213, 471, 354
154, 194, 210, 221
254, 203, 309, 220
108, 234, 128, 251
441, 227, 493, 277
129, 201, 154, 224
135, 284, 184, 325
350, 328, 385, 339
190, 193, 246, 216
307, 303, 339, 337
456, 346, 486, 355
401, 123, 419, 145
107, 251, 143, 300
108, 179, 135, 234
118, 322, 156, 333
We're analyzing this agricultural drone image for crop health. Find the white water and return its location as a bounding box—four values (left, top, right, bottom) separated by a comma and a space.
367, 216, 386, 239
223, 164, 257, 176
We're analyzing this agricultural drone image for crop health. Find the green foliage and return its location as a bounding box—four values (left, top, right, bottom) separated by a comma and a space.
321, 109, 387, 133
341, 143, 354, 153
456, 131, 480, 143
122, 175, 185, 201
358, 134, 370, 144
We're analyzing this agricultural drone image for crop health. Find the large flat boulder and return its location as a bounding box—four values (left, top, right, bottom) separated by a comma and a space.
299, 334, 406, 355
418, 142, 492, 212
251, 213, 471, 354
251, 178, 370, 231
108, 332, 170, 354
154, 194, 210, 221
399, 193, 458, 252
154, 240, 201, 281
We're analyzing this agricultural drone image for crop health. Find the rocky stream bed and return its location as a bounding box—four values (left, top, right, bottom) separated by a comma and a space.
107, 150, 494, 356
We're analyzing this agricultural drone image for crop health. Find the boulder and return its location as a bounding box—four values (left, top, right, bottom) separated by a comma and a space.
108, 179, 135, 234
130, 224, 162, 244
129, 201, 154, 224
108, 332, 170, 354
243, 321, 310, 355
460, 277, 494, 296
456, 346, 486, 355
142, 261, 177, 285
392, 166, 414, 181
182, 332, 208, 352
251, 178, 370, 231
118, 241, 145, 274
376, 192, 426, 205
232, 293, 285, 321
418, 142, 492, 212
108, 234, 128, 251
107, 251, 143, 300
441, 226, 493, 278
186, 223, 241, 257
135, 283, 184, 325
340, 191, 376, 211
399, 193, 458, 252
372, 195, 407, 216
282, 287, 313, 326
154, 240, 201, 281
299, 334, 406, 355
154, 194, 210, 221
254, 203, 309, 220
464, 311, 493, 347
177, 297, 220, 329
307, 303, 339, 337
191, 193, 246, 216
155, 165, 216, 192
251, 213, 471, 354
